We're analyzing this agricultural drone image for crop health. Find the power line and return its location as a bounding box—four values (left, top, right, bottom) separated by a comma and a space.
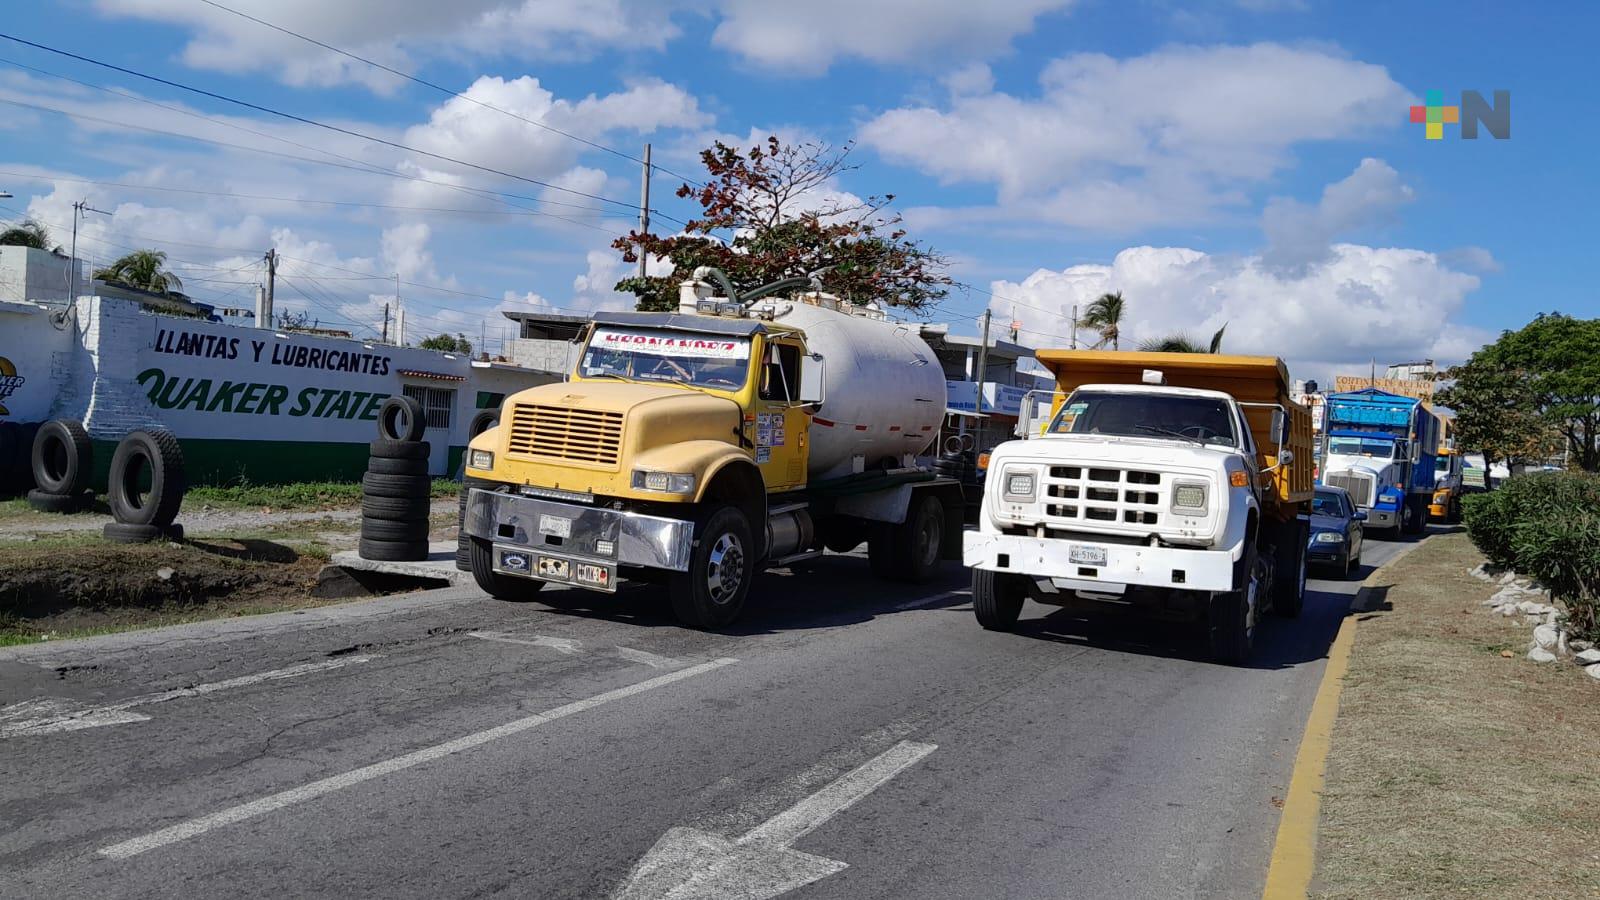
192, 0, 708, 191
0, 33, 654, 215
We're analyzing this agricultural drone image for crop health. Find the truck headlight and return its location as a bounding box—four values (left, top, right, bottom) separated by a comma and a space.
1314, 532, 1345, 543
632, 470, 696, 494
1003, 470, 1036, 500
468, 449, 494, 470
1171, 481, 1208, 514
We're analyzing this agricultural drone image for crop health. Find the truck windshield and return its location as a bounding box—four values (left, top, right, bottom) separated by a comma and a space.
1327, 436, 1396, 458
1049, 391, 1238, 447
580, 326, 752, 391
1435, 455, 1452, 473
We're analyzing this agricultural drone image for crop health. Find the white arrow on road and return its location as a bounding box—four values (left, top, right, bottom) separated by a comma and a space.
611, 740, 937, 900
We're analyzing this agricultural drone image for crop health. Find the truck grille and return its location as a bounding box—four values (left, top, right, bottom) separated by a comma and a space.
1042, 466, 1164, 527
504, 404, 624, 468
1325, 471, 1375, 506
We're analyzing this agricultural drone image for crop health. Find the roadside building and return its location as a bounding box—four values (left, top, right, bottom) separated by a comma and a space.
500, 309, 589, 377
919, 326, 1048, 458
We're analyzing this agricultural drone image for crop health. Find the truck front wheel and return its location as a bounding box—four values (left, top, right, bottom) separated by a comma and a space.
669, 505, 754, 630
469, 536, 548, 601
1208, 548, 1259, 665
972, 569, 1027, 631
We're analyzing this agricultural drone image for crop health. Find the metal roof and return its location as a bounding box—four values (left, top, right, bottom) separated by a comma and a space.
590, 310, 769, 337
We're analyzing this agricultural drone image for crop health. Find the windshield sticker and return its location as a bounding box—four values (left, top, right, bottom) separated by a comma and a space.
593, 328, 750, 360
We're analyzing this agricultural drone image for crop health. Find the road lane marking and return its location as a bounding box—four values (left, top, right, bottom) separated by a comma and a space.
612, 740, 937, 899
616, 647, 680, 669
98, 656, 740, 860
893, 589, 969, 612
468, 631, 582, 655
0, 656, 376, 739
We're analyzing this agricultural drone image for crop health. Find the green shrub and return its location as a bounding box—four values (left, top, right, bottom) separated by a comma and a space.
1467, 470, 1600, 642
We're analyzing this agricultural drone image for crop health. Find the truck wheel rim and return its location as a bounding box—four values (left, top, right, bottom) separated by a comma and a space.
706, 533, 744, 605
917, 512, 941, 567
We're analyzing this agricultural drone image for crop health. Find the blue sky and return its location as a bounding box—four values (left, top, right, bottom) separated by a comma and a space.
1, 1, 1593, 382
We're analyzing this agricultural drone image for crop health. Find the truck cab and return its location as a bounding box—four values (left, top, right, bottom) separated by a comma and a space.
964, 351, 1313, 664
1430, 447, 1464, 523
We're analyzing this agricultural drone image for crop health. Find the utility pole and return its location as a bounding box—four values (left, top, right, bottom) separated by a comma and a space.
261, 247, 276, 329
638, 142, 652, 280
1070, 304, 1078, 349
394, 273, 402, 345
381, 303, 390, 344
66, 200, 107, 317
975, 308, 992, 417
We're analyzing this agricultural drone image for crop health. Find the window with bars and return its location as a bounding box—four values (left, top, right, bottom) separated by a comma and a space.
403, 385, 454, 431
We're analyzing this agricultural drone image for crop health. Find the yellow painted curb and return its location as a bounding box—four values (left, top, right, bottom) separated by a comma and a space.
1261, 542, 1423, 899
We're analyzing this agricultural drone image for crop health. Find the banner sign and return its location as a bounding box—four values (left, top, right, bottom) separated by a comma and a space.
1333, 376, 1435, 400
592, 327, 749, 360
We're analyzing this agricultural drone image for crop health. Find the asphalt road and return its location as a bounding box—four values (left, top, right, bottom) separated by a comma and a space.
0, 530, 1423, 900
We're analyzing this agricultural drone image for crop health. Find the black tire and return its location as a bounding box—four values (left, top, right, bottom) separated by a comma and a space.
669, 505, 754, 629
972, 568, 1027, 631
455, 479, 492, 572
108, 429, 185, 527
366, 455, 429, 476
468, 410, 499, 438
9, 422, 39, 494
1448, 498, 1462, 524
1402, 496, 1427, 536
887, 493, 945, 583
360, 516, 429, 542
1272, 520, 1307, 619
32, 419, 93, 496
821, 518, 866, 554
1208, 547, 1259, 665
378, 396, 426, 442
468, 536, 546, 600
0, 422, 16, 494
369, 438, 429, 461
1346, 549, 1361, 579
362, 472, 432, 498
27, 488, 82, 513
359, 537, 429, 562
103, 521, 165, 544
362, 494, 430, 520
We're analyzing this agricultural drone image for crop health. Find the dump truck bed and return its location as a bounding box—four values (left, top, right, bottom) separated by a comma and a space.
1034, 350, 1314, 511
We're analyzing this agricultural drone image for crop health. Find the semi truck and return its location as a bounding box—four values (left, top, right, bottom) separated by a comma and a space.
458, 269, 964, 628
964, 351, 1314, 664
1318, 388, 1439, 536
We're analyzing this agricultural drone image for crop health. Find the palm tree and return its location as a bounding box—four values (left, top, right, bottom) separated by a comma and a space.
94, 249, 183, 295
0, 219, 52, 250
1138, 323, 1228, 354
1080, 291, 1125, 349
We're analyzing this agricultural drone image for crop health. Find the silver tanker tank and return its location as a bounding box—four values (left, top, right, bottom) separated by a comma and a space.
748, 293, 946, 481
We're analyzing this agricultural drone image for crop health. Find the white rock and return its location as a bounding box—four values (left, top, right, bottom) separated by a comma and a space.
1575, 648, 1600, 666
1533, 624, 1560, 650
1544, 610, 1561, 628
1516, 600, 1541, 614
1528, 647, 1558, 663
156, 567, 175, 581
1572, 640, 1596, 653
1499, 572, 1518, 585
1501, 605, 1521, 617
1587, 663, 1600, 681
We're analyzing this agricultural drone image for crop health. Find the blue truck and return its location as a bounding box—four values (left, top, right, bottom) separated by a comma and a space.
1318, 388, 1439, 536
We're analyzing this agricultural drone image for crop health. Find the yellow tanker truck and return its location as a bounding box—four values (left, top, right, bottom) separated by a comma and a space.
459, 269, 964, 628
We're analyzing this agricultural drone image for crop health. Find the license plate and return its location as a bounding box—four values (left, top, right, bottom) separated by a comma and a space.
537, 556, 571, 579
1069, 545, 1108, 566
539, 514, 572, 538
575, 562, 615, 591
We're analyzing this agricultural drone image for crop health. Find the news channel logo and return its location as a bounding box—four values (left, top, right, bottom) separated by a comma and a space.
1410, 90, 1510, 140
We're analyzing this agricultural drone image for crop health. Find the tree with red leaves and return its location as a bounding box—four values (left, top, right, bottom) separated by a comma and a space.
613, 137, 951, 313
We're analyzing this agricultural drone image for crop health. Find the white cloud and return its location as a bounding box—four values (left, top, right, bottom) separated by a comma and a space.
861, 43, 1408, 231
989, 243, 1486, 383
709, 0, 1074, 74
1260, 158, 1413, 274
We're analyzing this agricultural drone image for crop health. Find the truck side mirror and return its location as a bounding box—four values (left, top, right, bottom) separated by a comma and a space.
799, 353, 826, 409
1270, 408, 1288, 444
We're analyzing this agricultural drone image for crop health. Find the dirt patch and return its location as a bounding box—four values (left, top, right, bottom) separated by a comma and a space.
1313, 533, 1600, 898
0, 536, 342, 641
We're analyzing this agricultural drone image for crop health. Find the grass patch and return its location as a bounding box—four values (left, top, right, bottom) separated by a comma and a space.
1313, 533, 1600, 898
186, 479, 459, 510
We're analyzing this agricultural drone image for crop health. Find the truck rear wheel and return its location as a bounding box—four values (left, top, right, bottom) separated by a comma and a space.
883, 494, 945, 583
972, 569, 1026, 631
1208, 548, 1259, 665
669, 505, 754, 630
468, 536, 547, 601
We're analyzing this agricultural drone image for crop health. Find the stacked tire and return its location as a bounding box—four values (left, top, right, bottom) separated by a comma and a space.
104, 429, 186, 543
360, 396, 431, 562
26, 419, 93, 513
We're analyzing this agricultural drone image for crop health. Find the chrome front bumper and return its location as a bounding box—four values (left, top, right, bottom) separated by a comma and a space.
463, 488, 695, 572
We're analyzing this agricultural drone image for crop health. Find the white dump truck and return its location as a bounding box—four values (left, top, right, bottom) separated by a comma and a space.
964, 351, 1315, 663
460, 269, 964, 628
